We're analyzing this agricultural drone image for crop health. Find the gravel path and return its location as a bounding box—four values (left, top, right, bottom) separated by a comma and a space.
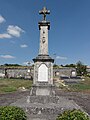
56, 90, 90, 115
0, 90, 90, 115
0, 91, 30, 106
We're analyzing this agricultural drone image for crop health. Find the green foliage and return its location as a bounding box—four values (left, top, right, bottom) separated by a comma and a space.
64, 64, 76, 68
4, 63, 21, 66
87, 74, 90, 78
69, 83, 90, 91
0, 86, 17, 92
0, 106, 27, 120
56, 109, 90, 120
68, 77, 90, 92
76, 61, 87, 76
53, 64, 59, 68
0, 78, 32, 93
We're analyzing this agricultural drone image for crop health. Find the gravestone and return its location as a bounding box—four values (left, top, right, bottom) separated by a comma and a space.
10, 7, 84, 120
32, 7, 54, 96
33, 7, 54, 85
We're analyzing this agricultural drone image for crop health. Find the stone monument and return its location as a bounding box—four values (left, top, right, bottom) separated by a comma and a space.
10, 7, 83, 120
32, 7, 54, 96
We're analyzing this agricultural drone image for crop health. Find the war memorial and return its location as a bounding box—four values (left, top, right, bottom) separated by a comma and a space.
10, 7, 85, 120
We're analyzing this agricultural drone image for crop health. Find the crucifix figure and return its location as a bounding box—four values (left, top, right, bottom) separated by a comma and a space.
39, 7, 50, 21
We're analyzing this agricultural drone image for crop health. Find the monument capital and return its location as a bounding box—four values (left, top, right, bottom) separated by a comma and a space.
39, 7, 50, 21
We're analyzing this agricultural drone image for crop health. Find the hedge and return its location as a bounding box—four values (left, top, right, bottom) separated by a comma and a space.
56, 109, 90, 120
0, 106, 27, 120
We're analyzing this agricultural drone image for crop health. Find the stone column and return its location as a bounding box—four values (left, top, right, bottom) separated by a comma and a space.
39, 25, 48, 55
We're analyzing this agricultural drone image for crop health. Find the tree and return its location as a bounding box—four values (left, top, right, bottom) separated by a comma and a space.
64, 64, 76, 68
4, 63, 21, 66
76, 61, 87, 76
53, 64, 59, 68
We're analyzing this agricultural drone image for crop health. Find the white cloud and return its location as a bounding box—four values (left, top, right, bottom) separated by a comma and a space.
7, 25, 25, 37
0, 25, 25, 39
0, 55, 15, 59
0, 15, 5, 24
0, 16, 25, 39
0, 33, 12, 39
56, 56, 67, 60
20, 44, 28, 48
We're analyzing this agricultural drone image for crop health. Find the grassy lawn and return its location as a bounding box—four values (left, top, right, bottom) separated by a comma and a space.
0, 78, 32, 94
68, 77, 90, 93
0, 77, 90, 94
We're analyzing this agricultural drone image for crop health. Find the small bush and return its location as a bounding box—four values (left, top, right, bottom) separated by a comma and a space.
56, 109, 90, 120
0, 106, 27, 120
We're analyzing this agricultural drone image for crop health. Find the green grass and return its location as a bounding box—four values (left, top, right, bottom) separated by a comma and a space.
0, 78, 32, 94
0, 77, 90, 94
68, 77, 90, 92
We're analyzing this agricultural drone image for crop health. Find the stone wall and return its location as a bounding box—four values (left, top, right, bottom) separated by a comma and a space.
54, 68, 76, 78
0, 67, 76, 79
0, 67, 33, 79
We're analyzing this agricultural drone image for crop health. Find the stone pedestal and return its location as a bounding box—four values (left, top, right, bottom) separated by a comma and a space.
30, 84, 55, 96
33, 55, 54, 86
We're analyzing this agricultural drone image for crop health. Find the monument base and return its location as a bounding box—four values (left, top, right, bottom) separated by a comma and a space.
10, 87, 82, 120
28, 84, 58, 105
30, 84, 55, 96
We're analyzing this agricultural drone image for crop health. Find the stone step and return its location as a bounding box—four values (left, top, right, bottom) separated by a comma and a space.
24, 105, 70, 120
29, 95, 60, 104
26, 114, 57, 120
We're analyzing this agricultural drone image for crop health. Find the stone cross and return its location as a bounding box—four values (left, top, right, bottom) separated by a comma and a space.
39, 7, 50, 21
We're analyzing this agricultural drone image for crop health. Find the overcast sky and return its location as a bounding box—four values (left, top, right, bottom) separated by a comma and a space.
0, 0, 90, 66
